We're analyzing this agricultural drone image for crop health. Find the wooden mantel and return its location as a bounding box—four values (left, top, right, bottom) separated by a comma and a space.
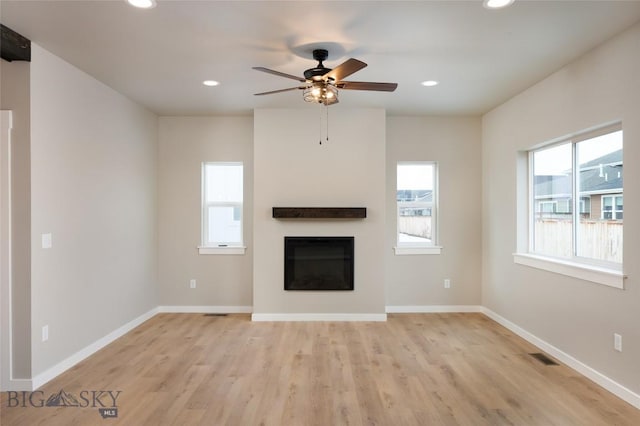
1, 24, 31, 62
272, 207, 366, 219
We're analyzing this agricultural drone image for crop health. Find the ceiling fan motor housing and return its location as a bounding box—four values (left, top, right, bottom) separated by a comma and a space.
304, 49, 332, 81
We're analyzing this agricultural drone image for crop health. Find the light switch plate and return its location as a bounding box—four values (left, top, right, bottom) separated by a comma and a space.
614, 333, 622, 352
42, 233, 52, 249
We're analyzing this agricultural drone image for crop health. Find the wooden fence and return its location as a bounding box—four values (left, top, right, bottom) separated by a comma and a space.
534, 219, 622, 263
398, 216, 432, 240
400, 217, 622, 263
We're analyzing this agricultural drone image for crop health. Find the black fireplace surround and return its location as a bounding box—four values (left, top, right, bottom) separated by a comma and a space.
284, 237, 354, 291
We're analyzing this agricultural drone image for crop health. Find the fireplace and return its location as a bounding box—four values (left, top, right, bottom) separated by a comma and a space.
284, 237, 354, 291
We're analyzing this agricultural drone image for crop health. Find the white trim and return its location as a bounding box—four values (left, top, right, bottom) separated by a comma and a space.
4, 378, 32, 392
393, 246, 442, 255
481, 307, 640, 410
0, 111, 12, 392
513, 253, 625, 289
198, 246, 246, 255
251, 313, 387, 322
158, 305, 252, 314
386, 305, 482, 313
581, 189, 622, 196
30, 307, 158, 390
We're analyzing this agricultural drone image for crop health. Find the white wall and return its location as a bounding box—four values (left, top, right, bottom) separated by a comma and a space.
386, 117, 482, 308
482, 23, 640, 395
0, 110, 11, 389
158, 116, 253, 308
29, 44, 159, 377
0, 58, 32, 382
253, 108, 386, 317
157, 113, 482, 315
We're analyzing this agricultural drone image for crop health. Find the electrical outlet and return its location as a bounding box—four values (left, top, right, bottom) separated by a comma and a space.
190, 279, 196, 289
444, 279, 451, 289
42, 325, 49, 342
614, 333, 622, 352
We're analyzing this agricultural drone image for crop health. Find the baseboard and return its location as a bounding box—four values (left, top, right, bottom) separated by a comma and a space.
386, 305, 483, 313
30, 307, 159, 390
251, 313, 387, 322
480, 307, 640, 410
3, 378, 33, 392
158, 305, 253, 314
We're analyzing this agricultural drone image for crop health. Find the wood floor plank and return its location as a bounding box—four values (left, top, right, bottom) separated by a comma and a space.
1, 313, 639, 425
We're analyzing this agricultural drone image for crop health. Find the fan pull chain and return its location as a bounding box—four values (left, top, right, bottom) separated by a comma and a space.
319, 104, 323, 145
325, 103, 329, 144
318, 103, 330, 145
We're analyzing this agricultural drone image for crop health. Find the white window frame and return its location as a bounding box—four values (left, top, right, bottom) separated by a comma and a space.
394, 161, 441, 255
514, 123, 624, 289
198, 162, 246, 255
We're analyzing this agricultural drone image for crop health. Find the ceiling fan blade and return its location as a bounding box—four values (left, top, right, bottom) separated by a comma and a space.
323, 58, 367, 82
336, 81, 398, 92
254, 86, 307, 96
253, 67, 306, 82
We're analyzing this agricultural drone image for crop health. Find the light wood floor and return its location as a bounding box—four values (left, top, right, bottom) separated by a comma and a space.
2, 313, 639, 425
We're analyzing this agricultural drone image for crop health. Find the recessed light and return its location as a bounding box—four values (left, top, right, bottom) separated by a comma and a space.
203, 80, 220, 87
421, 80, 439, 87
483, 0, 515, 9
127, 0, 157, 9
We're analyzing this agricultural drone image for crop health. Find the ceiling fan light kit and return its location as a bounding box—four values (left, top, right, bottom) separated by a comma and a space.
253, 48, 398, 106
303, 82, 338, 105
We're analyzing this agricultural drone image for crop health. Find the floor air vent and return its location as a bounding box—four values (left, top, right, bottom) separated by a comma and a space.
529, 352, 559, 366
203, 313, 228, 317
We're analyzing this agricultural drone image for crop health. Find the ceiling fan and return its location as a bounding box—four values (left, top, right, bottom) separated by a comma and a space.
253, 49, 398, 106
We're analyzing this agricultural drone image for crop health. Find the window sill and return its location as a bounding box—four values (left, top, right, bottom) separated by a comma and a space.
198, 246, 246, 255
394, 246, 442, 255
513, 253, 625, 289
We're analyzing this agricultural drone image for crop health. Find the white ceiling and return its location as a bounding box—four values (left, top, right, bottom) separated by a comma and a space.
2, 1, 640, 116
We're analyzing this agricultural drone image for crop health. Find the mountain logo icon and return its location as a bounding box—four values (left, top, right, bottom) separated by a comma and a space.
45, 389, 80, 407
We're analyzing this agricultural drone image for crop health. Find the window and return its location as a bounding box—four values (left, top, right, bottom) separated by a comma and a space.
394, 162, 440, 255
538, 200, 557, 214
523, 125, 623, 281
200, 162, 245, 254
601, 195, 623, 220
